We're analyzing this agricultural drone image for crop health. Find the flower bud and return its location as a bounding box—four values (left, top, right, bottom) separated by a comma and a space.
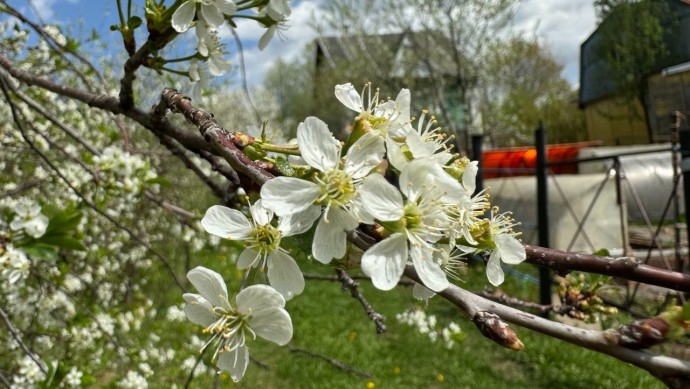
473, 311, 524, 351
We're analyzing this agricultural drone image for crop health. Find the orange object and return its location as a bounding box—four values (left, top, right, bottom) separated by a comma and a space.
481, 141, 602, 178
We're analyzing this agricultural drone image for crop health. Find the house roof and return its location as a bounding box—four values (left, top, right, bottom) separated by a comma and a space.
579, 0, 690, 106
315, 30, 457, 79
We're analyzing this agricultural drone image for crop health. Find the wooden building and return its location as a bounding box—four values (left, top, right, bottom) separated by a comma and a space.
579, 0, 690, 145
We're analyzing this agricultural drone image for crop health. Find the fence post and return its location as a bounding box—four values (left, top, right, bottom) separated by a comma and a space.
471, 134, 483, 195
680, 127, 690, 275
535, 123, 551, 308
671, 112, 684, 274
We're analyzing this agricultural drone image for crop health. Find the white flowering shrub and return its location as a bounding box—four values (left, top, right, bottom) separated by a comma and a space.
5, 1, 682, 388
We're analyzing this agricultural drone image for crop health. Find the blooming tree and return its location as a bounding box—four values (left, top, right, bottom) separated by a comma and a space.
0, 1, 689, 388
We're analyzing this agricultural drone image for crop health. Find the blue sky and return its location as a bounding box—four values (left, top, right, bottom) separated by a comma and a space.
10, 0, 597, 89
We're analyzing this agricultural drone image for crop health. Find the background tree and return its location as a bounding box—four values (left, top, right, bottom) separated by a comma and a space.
479, 36, 586, 146
591, 0, 675, 121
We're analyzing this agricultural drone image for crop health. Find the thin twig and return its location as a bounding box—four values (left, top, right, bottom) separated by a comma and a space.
0, 306, 46, 375
229, 27, 262, 126
288, 344, 372, 379
304, 272, 414, 286
336, 269, 387, 334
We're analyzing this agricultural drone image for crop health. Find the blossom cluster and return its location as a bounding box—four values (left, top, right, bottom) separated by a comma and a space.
188, 82, 526, 380
396, 309, 464, 349
169, 0, 292, 88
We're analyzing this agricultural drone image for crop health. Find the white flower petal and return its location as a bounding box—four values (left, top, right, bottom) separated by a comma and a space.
218, 345, 248, 382
344, 132, 385, 179
182, 293, 216, 326
359, 174, 404, 221
496, 234, 526, 265
267, 251, 304, 300
186, 266, 232, 310
268, 0, 290, 16
200, 3, 225, 28
391, 88, 412, 133
215, 0, 237, 15
297, 117, 340, 172
406, 130, 436, 159
260, 177, 321, 216
172, 1, 196, 32
412, 282, 436, 302
411, 246, 448, 292
236, 284, 285, 315
201, 205, 253, 240
249, 306, 293, 345
277, 205, 321, 236
258, 25, 276, 51
312, 208, 358, 264
334, 83, 363, 112
237, 248, 261, 269
462, 161, 478, 194
361, 233, 408, 291
385, 137, 408, 171
486, 251, 505, 286
208, 55, 230, 76
250, 200, 273, 226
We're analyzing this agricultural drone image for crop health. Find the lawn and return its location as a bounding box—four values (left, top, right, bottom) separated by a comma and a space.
173, 258, 663, 389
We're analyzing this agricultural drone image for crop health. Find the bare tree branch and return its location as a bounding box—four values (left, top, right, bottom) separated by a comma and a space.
336, 269, 387, 334
524, 245, 690, 292
288, 344, 373, 378
155, 88, 275, 186
0, 306, 46, 375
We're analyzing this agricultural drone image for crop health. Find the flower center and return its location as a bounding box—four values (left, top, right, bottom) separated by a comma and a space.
403, 203, 422, 230
317, 169, 355, 207
250, 224, 281, 253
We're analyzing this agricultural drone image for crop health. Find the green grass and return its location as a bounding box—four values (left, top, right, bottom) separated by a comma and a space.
173, 260, 663, 389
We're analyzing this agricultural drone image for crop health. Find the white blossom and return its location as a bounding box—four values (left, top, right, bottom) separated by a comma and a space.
183, 267, 292, 382
201, 201, 318, 299
172, 0, 237, 32
10, 201, 48, 238
260, 116, 385, 264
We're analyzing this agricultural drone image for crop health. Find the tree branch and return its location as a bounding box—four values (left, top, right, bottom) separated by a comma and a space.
0, 306, 46, 375
336, 269, 387, 334
403, 265, 690, 387
524, 245, 690, 292
155, 88, 275, 186
0, 54, 212, 154
288, 344, 373, 379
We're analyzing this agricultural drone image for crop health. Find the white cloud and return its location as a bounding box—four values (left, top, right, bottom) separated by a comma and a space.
513, 0, 597, 88
224, 0, 596, 89
25, 0, 79, 23
225, 0, 325, 88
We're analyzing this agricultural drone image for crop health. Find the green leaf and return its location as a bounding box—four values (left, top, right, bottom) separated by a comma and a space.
38, 235, 86, 251
22, 243, 58, 261
275, 156, 296, 177
145, 176, 170, 186
128, 16, 143, 29
592, 248, 610, 257
682, 302, 690, 321
110, 24, 120, 31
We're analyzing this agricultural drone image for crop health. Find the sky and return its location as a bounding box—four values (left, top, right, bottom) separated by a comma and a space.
12, 0, 597, 89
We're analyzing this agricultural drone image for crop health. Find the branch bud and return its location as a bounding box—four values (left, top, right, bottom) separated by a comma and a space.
473, 311, 524, 351
617, 317, 670, 349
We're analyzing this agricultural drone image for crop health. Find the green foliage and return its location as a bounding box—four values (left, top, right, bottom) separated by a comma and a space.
479, 36, 585, 146
17, 204, 85, 261
593, 0, 674, 100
